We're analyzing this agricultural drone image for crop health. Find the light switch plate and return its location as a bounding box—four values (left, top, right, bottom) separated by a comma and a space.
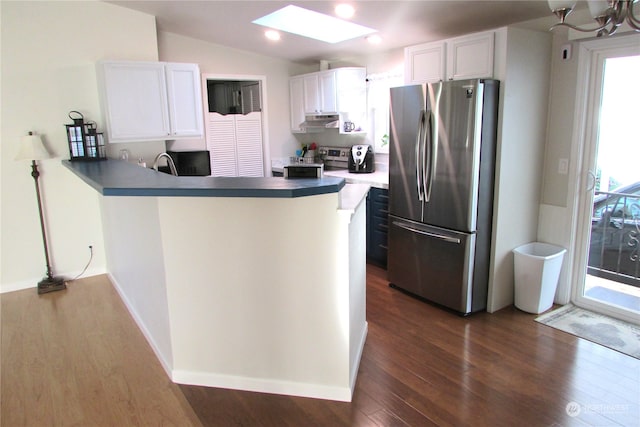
558, 158, 569, 175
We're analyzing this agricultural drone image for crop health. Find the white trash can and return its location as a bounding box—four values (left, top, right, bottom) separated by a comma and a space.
513, 242, 566, 314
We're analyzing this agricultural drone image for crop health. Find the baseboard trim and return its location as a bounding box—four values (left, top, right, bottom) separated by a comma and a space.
108, 273, 174, 379
350, 322, 368, 393
172, 369, 353, 402
171, 324, 368, 402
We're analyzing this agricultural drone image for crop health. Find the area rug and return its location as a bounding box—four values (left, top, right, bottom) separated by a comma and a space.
536, 304, 640, 359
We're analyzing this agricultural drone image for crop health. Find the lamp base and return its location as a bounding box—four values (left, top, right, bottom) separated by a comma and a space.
37, 276, 67, 294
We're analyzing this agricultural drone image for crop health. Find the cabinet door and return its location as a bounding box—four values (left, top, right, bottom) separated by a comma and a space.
404, 41, 446, 84
318, 70, 337, 113
165, 63, 204, 137
100, 62, 170, 142
303, 74, 321, 113
446, 31, 494, 81
367, 187, 389, 267
235, 112, 264, 177
289, 76, 305, 132
207, 113, 238, 177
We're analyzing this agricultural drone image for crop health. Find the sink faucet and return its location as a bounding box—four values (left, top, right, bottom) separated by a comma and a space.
153, 153, 178, 176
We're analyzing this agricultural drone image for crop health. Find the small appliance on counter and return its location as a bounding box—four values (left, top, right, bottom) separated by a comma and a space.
284, 163, 324, 179
348, 145, 375, 173
318, 146, 350, 170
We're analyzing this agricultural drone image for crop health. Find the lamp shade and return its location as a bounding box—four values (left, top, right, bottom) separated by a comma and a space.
15, 132, 51, 161
548, 0, 577, 11
587, 0, 611, 18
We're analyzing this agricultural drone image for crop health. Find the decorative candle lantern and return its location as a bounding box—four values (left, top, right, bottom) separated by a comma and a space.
65, 110, 106, 161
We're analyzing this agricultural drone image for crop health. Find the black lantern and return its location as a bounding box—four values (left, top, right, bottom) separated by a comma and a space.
65, 110, 107, 161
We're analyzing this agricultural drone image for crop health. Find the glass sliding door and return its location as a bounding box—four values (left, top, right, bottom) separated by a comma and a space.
573, 37, 640, 324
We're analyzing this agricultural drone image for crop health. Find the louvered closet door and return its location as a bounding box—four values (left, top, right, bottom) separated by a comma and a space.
235, 112, 264, 177
207, 113, 238, 177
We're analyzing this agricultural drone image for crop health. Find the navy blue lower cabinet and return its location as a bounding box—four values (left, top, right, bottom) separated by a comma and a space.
366, 187, 388, 268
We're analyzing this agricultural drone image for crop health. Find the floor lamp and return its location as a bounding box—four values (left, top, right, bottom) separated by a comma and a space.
15, 132, 66, 294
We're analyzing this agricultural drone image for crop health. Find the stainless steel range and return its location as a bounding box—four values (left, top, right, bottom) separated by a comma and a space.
318, 146, 349, 170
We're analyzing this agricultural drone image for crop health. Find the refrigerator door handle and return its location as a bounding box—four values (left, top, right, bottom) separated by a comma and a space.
415, 110, 427, 202
425, 82, 441, 203
423, 110, 433, 202
392, 221, 462, 244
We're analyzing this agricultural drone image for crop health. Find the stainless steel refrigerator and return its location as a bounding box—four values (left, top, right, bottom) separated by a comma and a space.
387, 79, 499, 315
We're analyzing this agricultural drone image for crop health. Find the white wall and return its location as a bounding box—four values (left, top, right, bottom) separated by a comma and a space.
537, 28, 581, 304
486, 27, 552, 312
0, 1, 162, 292
101, 196, 173, 373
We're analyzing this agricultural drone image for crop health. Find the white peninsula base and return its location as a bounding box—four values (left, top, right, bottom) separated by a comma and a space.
100, 186, 368, 402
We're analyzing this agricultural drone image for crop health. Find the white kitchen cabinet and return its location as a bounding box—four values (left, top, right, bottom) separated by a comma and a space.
302, 74, 320, 113
404, 30, 494, 84
289, 76, 305, 133
446, 31, 494, 81
164, 63, 204, 137
98, 61, 204, 143
318, 70, 337, 113
404, 41, 446, 84
207, 112, 264, 177
302, 71, 337, 114
289, 67, 366, 133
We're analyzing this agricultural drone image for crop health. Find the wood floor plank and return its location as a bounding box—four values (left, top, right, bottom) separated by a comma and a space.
1, 275, 202, 427
2, 265, 638, 426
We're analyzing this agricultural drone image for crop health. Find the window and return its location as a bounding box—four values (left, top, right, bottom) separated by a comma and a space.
366, 68, 403, 153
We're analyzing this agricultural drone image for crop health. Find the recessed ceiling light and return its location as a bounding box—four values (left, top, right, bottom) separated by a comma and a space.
335, 4, 355, 19
265, 30, 281, 41
252, 5, 377, 44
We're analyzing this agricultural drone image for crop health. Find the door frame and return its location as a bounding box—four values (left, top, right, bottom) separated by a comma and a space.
569, 34, 640, 324
201, 73, 270, 176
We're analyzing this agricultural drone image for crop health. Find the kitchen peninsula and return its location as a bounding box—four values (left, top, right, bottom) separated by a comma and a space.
63, 160, 368, 402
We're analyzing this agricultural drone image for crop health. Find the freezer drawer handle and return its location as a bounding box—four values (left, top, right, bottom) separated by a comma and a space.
393, 221, 461, 244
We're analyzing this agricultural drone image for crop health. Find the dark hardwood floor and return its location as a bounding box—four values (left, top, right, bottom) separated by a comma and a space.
2, 265, 638, 426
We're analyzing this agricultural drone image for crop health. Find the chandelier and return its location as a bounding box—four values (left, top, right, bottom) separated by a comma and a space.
548, 0, 640, 36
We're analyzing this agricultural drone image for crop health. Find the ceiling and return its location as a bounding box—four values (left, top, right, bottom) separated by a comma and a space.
106, 1, 557, 64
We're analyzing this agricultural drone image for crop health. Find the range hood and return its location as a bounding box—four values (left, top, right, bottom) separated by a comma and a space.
300, 113, 339, 132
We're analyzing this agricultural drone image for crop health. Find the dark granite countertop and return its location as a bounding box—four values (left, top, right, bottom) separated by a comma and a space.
62, 160, 345, 198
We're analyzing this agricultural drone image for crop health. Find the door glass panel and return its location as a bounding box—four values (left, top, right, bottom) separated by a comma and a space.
584, 54, 640, 314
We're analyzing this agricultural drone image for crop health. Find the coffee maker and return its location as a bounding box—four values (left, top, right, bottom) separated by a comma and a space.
348, 145, 375, 173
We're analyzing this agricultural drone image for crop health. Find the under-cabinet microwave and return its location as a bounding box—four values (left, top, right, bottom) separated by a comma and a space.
283, 164, 324, 179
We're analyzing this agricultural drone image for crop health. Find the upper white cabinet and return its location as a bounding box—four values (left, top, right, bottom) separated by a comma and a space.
289, 67, 366, 133
404, 41, 446, 84
289, 76, 305, 133
404, 30, 494, 84
446, 31, 494, 81
164, 63, 204, 138
303, 70, 338, 114
98, 61, 204, 143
